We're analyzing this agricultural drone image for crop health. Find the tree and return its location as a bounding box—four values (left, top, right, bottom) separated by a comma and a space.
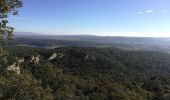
0, 74, 54, 99
0, 0, 22, 45
0, 0, 22, 57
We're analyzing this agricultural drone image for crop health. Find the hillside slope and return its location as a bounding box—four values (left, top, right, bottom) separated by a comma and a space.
1, 46, 170, 99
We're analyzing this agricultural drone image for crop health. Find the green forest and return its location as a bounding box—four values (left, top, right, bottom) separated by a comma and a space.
1, 46, 170, 100
1, 0, 170, 100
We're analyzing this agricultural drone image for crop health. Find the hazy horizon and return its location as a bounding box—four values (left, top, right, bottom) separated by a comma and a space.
10, 0, 170, 37
14, 31, 170, 37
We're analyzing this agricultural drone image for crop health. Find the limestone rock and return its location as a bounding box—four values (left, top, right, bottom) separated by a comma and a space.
48, 53, 57, 61
18, 58, 25, 64
7, 63, 20, 74
48, 53, 64, 61
30, 55, 40, 64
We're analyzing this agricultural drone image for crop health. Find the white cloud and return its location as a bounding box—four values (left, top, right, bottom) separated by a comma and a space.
138, 10, 169, 14
138, 10, 155, 14
145, 10, 154, 13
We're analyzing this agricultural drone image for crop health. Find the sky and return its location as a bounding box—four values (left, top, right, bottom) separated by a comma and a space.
9, 0, 170, 37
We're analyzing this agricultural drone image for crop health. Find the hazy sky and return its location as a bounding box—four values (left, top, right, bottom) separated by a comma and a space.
9, 0, 170, 37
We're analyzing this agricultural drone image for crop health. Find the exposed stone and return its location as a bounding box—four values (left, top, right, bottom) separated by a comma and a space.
84, 55, 95, 60
35, 55, 40, 64
48, 53, 64, 61
30, 55, 40, 64
58, 53, 64, 59
48, 53, 57, 60
7, 57, 25, 74
84, 55, 89, 60
7, 63, 20, 74
30, 56, 35, 62
18, 58, 25, 64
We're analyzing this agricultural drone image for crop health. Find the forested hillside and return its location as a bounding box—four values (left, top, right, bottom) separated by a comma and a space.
11, 35, 170, 53
1, 46, 170, 100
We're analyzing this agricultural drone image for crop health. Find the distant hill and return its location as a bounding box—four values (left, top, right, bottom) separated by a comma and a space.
13, 33, 170, 45
11, 34, 170, 53
9, 38, 109, 49
14, 32, 40, 36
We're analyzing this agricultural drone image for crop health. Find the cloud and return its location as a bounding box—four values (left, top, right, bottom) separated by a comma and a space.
138, 10, 169, 14
138, 10, 155, 14
145, 10, 154, 13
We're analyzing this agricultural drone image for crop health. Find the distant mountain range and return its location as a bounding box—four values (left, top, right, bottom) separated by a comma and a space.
14, 32, 42, 36
12, 32, 170, 53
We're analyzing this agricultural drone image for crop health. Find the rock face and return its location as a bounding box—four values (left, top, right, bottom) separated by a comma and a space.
84, 55, 89, 60
84, 55, 95, 60
48, 53, 57, 61
30, 55, 40, 64
7, 55, 41, 74
7, 58, 25, 74
48, 53, 64, 61
58, 53, 64, 59
7, 63, 20, 74
18, 58, 25, 64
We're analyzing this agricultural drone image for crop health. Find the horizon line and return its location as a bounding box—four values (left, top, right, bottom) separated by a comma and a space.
14, 31, 170, 38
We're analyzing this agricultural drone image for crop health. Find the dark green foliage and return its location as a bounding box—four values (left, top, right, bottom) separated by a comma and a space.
0, 73, 53, 100
9, 38, 105, 48
0, 0, 22, 45
1, 46, 170, 99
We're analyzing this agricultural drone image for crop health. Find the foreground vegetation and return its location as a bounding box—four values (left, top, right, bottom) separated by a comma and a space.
1, 46, 170, 100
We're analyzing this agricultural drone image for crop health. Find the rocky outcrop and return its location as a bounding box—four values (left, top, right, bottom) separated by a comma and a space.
7, 55, 42, 74
7, 63, 21, 74
18, 58, 25, 64
30, 55, 40, 64
48, 53, 64, 61
84, 55, 89, 60
84, 55, 95, 60
7, 57, 25, 74
58, 53, 64, 59
48, 53, 57, 60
